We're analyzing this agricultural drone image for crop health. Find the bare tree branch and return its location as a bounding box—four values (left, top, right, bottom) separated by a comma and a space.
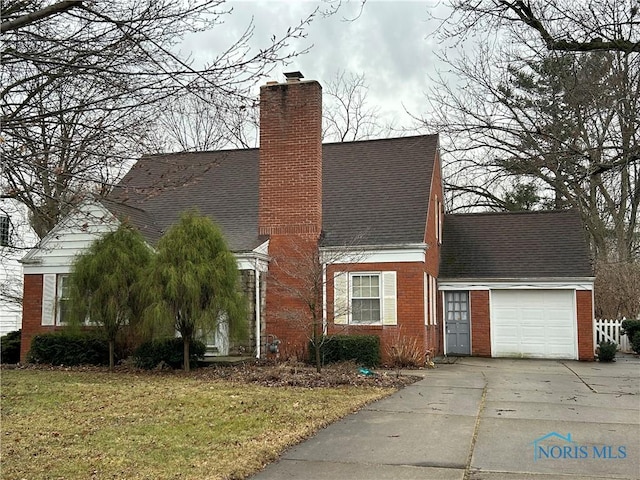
1, 0, 82, 33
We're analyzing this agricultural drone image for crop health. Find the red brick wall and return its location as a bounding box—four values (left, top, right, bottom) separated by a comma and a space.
326, 262, 430, 364
20, 274, 63, 362
259, 80, 322, 236
425, 152, 444, 355
470, 290, 491, 356
576, 289, 595, 361
263, 234, 320, 359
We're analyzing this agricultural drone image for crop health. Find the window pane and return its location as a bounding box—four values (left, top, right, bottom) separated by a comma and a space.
0, 216, 9, 247
352, 299, 380, 323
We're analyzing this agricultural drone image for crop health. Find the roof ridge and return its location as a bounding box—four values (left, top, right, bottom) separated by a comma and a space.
446, 209, 577, 218
322, 133, 438, 147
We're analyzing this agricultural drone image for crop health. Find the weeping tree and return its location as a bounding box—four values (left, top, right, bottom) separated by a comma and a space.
143, 211, 247, 372
68, 222, 152, 369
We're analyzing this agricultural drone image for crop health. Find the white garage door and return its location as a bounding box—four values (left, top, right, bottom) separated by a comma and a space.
491, 290, 577, 359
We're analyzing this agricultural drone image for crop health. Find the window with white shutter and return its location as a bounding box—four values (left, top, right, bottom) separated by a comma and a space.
41, 274, 56, 326
334, 271, 397, 326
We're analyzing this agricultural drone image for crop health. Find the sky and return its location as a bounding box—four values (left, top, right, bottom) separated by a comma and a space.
180, 0, 453, 134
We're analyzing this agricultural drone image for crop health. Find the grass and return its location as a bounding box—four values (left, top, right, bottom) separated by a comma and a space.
1, 369, 394, 479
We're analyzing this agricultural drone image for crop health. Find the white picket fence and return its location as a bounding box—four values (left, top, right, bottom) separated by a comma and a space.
594, 318, 632, 352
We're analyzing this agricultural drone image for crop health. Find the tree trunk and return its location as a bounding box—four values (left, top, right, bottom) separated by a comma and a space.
315, 342, 322, 373
183, 337, 190, 372
108, 339, 115, 371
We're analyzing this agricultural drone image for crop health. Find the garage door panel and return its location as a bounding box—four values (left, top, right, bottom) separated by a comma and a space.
491, 289, 576, 359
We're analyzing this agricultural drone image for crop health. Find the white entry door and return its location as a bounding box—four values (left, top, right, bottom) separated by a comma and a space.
491, 290, 577, 359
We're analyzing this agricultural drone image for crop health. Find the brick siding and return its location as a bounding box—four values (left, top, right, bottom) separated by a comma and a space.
576, 289, 595, 361
470, 290, 491, 356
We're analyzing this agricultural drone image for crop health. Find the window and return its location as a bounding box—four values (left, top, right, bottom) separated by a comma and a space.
424, 273, 438, 325
334, 271, 397, 326
57, 275, 71, 325
434, 196, 443, 244
424, 273, 438, 326
0, 216, 9, 247
430, 275, 438, 325
351, 274, 381, 324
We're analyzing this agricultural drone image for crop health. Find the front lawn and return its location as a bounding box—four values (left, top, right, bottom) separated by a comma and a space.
1, 368, 395, 480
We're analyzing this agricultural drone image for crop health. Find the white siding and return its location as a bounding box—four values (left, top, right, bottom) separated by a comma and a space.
22, 201, 119, 275
0, 199, 39, 334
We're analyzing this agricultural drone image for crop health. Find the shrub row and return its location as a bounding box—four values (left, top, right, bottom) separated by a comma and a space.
25, 332, 205, 369
28, 333, 109, 366
1, 330, 21, 364
133, 338, 206, 369
312, 335, 380, 367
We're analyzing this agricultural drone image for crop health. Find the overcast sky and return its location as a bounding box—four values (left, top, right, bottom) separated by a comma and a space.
181, 0, 452, 134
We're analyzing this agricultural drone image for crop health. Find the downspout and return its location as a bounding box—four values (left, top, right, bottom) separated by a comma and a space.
255, 260, 261, 359
322, 261, 328, 335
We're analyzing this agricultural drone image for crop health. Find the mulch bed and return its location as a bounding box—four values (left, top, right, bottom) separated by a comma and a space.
2, 360, 423, 389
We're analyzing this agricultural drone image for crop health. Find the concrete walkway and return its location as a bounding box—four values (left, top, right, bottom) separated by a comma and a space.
251, 356, 640, 480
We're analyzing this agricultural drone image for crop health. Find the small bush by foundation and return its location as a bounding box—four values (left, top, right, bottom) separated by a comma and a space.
596, 340, 617, 362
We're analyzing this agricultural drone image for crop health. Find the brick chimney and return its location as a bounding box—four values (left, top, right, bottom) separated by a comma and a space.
258, 72, 323, 359
259, 72, 322, 236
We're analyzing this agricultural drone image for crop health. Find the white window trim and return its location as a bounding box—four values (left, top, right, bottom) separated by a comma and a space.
334, 271, 397, 326
56, 274, 70, 326
350, 272, 382, 325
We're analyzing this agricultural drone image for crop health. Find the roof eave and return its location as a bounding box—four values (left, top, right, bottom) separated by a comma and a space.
320, 242, 429, 252
438, 276, 596, 283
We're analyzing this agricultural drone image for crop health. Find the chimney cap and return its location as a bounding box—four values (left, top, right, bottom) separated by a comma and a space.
284, 71, 304, 81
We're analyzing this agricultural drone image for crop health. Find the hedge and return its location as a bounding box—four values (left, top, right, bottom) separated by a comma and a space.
1, 330, 21, 364
133, 338, 206, 369
28, 332, 109, 366
312, 335, 381, 367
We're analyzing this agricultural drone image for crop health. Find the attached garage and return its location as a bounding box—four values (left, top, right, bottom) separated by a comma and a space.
491, 289, 577, 359
439, 210, 596, 361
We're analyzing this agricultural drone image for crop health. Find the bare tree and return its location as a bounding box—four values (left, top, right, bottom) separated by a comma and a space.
438, 0, 640, 53
322, 70, 393, 142
151, 90, 260, 152
1, 1, 316, 237
594, 261, 640, 319
422, 1, 639, 262
268, 236, 366, 372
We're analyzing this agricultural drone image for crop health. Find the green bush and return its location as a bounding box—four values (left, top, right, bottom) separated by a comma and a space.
621, 319, 640, 349
313, 335, 381, 367
133, 338, 206, 369
631, 332, 640, 355
28, 332, 109, 366
0, 330, 21, 364
596, 340, 617, 362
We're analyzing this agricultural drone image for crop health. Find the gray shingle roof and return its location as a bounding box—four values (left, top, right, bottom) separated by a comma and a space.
322, 135, 438, 246
108, 149, 261, 252
105, 135, 439, 251
439, 210, 593, 279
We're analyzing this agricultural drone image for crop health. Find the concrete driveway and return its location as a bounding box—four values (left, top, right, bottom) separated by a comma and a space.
251, 356, 640, 480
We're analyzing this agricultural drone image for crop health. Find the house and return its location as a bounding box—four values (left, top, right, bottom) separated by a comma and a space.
19, 73, 595, 363
0, 198, 38, 336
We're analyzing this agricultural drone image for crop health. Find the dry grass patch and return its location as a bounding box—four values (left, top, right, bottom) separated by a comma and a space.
1, 369, 396, 479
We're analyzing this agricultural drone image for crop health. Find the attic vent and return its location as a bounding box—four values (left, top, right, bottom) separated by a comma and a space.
284, 71, 304, 82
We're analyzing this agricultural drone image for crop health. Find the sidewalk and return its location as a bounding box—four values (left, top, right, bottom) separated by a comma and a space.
250, 357, 640, 480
